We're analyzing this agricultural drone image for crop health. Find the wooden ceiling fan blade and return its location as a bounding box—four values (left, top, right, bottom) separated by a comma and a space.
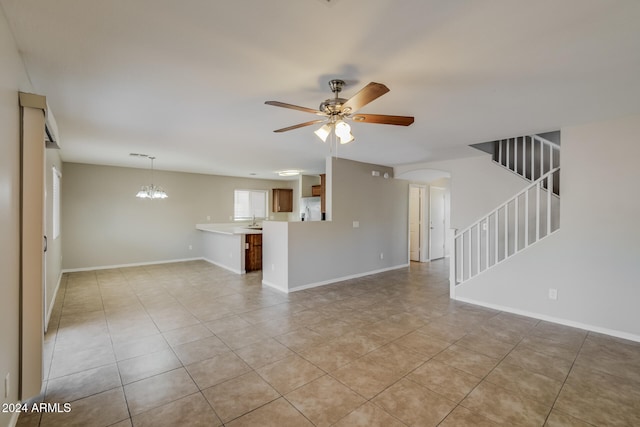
341, 82, 390, 113
265, 101, 324, 115
351, 114, 415, 126
273, 119, 326, 133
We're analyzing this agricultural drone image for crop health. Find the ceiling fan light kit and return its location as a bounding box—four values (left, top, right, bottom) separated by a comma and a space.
265, 79, 414, 144
334, 120, 354, 144
313, 124, 332, 142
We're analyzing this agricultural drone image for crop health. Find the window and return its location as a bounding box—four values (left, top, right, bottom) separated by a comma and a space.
52, 166, 61, 239
234, 189, 268, 220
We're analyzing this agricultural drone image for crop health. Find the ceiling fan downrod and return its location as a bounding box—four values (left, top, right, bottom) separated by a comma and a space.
320, 79, 348, 116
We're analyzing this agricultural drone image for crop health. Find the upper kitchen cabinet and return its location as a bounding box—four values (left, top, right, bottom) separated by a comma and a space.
272, 188, 293, 212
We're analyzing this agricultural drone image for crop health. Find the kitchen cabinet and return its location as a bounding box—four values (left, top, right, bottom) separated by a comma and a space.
272, 188, 293, 212
245, 234, 262, 272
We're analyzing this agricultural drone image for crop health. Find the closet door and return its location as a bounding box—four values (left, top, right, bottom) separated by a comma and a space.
19, 92, 46, 399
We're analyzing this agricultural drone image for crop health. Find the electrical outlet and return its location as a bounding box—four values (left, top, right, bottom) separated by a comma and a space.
271, 264, 275, 271
380, 253, 384, 260
353, 221, 359, 228
206, 215, 211, 221
5, 373, 9, 398
188, 245, 192, 250
548, 288, 558, 300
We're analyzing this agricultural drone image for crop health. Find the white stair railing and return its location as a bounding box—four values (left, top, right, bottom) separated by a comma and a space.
495, 135, 561, 195
450, 167, 560, 291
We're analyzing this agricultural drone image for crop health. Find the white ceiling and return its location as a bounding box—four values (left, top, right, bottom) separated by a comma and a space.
2, 0, 640, 179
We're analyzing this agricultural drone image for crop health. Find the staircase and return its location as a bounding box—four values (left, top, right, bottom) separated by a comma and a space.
450, 134, 561, 293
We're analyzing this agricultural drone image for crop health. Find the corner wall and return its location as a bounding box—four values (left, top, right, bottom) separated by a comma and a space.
455, 113, 640, 339
263, 157, 409, 291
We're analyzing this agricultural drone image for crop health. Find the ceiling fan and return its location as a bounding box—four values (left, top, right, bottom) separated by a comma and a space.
265, 79, 414, 144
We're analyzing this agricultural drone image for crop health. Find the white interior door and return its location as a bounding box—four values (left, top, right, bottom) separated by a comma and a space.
409, 186, 421, 261
429, 186, 446, 260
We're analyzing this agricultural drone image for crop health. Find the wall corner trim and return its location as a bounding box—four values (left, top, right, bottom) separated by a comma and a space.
18, 92, 47, 110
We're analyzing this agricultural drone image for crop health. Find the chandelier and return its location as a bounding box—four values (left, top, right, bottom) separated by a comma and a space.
135, 156, 168, 199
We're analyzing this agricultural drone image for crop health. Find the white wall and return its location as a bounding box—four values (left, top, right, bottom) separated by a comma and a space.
262, 221, 288, 292
200, 231, 245, 274
397, 154, 528, 230
62, 163, 295, 270
263, 157, 410, 291
455, 113, 640, 339
0, 7, 34, 425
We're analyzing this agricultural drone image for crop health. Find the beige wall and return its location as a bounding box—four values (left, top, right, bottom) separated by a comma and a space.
62, 163, 295, 270
0, 6, 34, 424
263, 157, 410, 291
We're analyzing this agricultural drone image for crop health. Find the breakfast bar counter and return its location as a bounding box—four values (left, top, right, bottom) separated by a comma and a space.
196, 223, 262, 274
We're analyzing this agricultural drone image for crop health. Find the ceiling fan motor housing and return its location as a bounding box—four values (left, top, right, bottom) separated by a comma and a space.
320, 79, 348, 116
319, 97, 348, 115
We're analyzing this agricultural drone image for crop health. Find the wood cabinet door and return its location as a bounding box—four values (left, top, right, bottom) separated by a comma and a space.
245, 234, 262, 272
272, 188, 293, 212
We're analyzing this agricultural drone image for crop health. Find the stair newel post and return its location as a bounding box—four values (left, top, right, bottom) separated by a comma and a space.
547, 173, 553, 234
449, 228, 457, 298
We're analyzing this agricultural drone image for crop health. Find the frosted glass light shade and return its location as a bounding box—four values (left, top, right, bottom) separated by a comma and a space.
335, 120, 354, 144
314, 124, 332, 142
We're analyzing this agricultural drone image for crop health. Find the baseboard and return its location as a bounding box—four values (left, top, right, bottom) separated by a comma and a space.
45, 271, 63, 332
61, 257, 204, 273
261, 279, 288, 294
8, 407, 20, 427
454, 296, 640, 343
201, 258, 244, 275
288, 263, 410, 293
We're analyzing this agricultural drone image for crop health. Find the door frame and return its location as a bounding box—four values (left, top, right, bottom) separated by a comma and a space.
19, 92, 47, 400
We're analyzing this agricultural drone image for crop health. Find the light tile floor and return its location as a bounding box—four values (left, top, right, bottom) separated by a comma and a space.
16, 260, 640, 426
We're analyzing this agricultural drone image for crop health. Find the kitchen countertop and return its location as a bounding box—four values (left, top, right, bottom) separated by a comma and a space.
196, 223, 263, 235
